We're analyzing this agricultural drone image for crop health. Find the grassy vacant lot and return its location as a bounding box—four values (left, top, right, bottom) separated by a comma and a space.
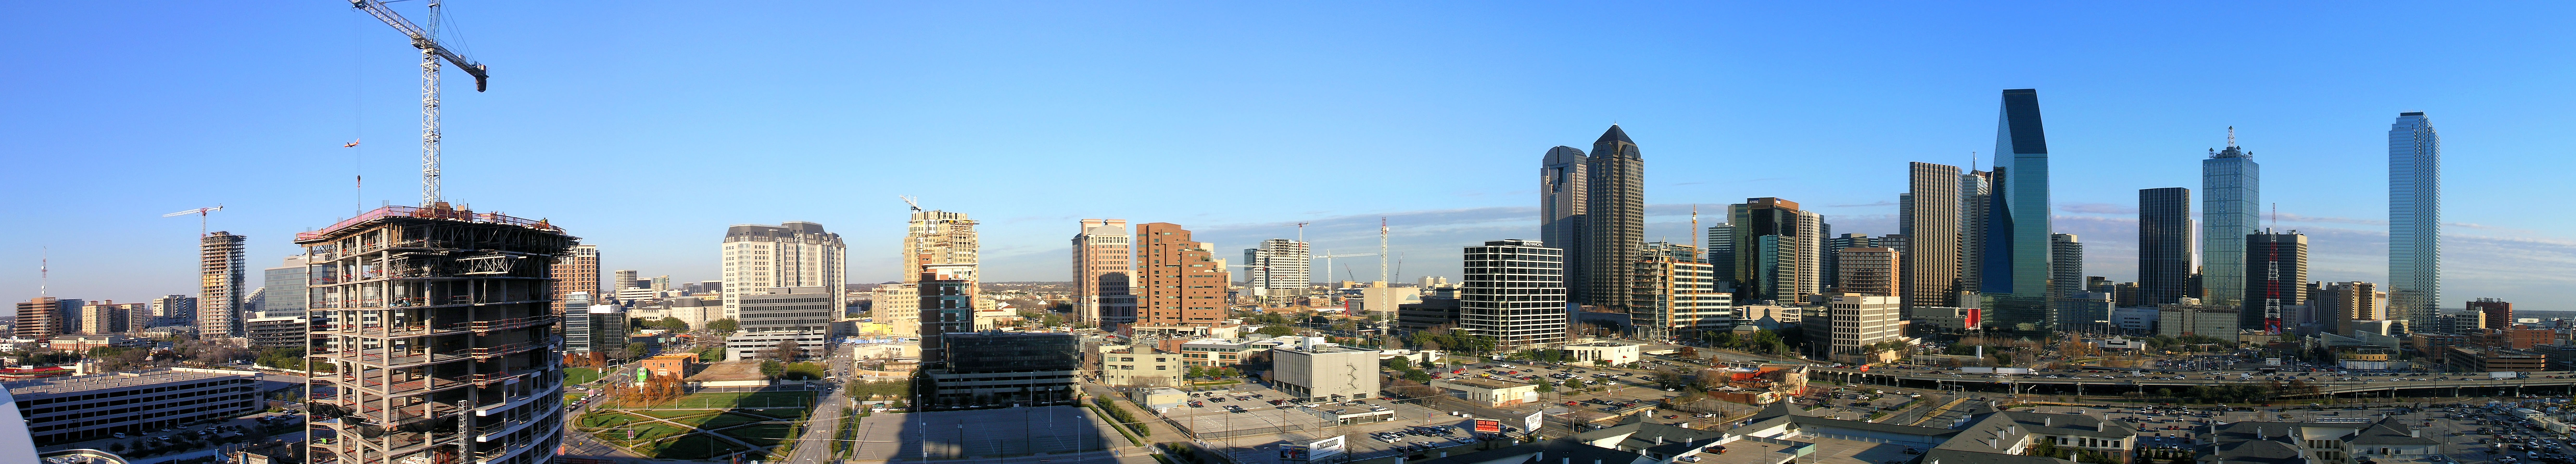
613, 391, 813, 410
638, 434, 749, 460
565, 367, 602, 385
575, 390, 818, 460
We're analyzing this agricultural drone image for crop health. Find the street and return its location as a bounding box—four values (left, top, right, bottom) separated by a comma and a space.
783, 343, 855, 463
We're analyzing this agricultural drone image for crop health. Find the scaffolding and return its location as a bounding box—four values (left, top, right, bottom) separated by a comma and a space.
301, 203, 575, 464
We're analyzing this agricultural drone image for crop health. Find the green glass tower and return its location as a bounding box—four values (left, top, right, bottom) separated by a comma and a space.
1983, 89, 2054, 330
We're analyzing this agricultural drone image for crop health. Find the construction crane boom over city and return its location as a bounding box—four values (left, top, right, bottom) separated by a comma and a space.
349, 0, 490, 207
162, 205, 224, 237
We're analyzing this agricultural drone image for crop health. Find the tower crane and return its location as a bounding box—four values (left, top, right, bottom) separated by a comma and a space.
163, 205, 225, 237
349, 0, 490, 207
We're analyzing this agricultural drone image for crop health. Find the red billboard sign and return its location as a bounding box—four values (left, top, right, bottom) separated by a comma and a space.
1473, 418, 1502, 433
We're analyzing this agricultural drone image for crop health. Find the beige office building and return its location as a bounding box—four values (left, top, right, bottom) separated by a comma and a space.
1099, 345, 1183, 387
722, 222, 847, 319
1828, 294, 1903, 365
1270, 341, 1379, 402
1072, 219, 1136, 327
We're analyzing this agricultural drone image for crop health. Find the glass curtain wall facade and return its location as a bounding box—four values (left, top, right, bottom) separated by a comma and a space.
2201, 138, 2260, 307
2387, 112, 2441, 331
2138, 188, 2195, 306
1985, 89, 2054, 329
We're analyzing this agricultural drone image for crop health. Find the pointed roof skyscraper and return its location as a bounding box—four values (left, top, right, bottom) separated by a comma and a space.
1584, 124, 1645, 311
1594, 125, 1638, 156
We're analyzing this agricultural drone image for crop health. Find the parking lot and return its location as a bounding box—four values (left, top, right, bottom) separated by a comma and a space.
2010, 398, 2576, 463
847, 406, 1132, 461
1160, 385, 1512, 463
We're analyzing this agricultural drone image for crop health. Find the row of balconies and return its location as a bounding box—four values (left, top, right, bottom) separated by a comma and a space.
312, 315, 552, 338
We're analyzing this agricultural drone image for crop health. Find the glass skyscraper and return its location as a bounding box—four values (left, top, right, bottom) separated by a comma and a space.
2388, 112, 2441, 330
2200, 132, 2259, 307
2138, 187, 2195, 306
1984, 89, 2054, 330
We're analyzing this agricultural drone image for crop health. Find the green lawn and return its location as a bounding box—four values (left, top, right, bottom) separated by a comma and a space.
640, 434, 748, 461
717, 423, 800, 449
638, 410, 717, 420
621, 391, 814, 410
698, 411, 782, 430
565, 368, 603, 385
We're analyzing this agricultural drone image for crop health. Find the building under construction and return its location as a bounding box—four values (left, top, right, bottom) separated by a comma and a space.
298, 204, 574, 464
201, 231, 248, 339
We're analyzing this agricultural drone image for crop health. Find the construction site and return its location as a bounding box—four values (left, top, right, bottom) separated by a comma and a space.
300, 203, 576, 464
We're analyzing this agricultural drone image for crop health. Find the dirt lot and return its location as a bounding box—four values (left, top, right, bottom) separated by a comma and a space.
686, 360, 768, 382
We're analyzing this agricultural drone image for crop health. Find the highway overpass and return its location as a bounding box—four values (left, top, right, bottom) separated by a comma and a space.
1804, 367, 2576, 399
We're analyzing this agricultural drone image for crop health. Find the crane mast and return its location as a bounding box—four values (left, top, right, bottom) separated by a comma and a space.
350, 0, 490, 207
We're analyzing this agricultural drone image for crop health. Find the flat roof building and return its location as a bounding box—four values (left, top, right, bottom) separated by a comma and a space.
1270, 340, 1379, 402
1433, 377, 1539, 407
4, 367, 261, 446
922, 331, 1080, 410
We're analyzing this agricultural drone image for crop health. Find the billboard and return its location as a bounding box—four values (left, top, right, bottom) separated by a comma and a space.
1278, 444, 1308, 461
1473, 418, 1502, 433
1522, 411, 1544, 433
1310, 436, 1345, 461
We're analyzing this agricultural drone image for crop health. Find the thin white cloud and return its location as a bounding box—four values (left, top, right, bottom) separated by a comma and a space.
2060, 203, 2134, 214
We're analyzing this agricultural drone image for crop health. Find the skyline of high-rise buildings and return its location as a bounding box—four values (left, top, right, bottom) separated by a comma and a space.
1725, 198, 1824, 303
1243, 238, 1312, 308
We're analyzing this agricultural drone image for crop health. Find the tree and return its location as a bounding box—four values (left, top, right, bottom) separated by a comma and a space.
707, 318, 740, 333
651, 317, 691, 331
1386, 357, 1412, 371
1255, 326, 1296, 336
759, 360, 784, 379
1677, 346, 1699, 359
772, 339, 802, 361
624, 342, 649, 360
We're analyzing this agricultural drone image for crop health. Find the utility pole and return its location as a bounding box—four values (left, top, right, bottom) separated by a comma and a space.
1379, 217, 1390, 317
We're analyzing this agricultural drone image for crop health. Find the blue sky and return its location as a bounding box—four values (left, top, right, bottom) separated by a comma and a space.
6, 2, 2573, 309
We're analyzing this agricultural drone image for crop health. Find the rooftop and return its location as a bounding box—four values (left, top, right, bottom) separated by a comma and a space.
1436, 377, 1535, 390
295, 204, 565, 243
1, 367, 252, 397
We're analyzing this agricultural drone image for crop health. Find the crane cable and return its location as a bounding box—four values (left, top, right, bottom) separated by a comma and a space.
351, 9, 366, 215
